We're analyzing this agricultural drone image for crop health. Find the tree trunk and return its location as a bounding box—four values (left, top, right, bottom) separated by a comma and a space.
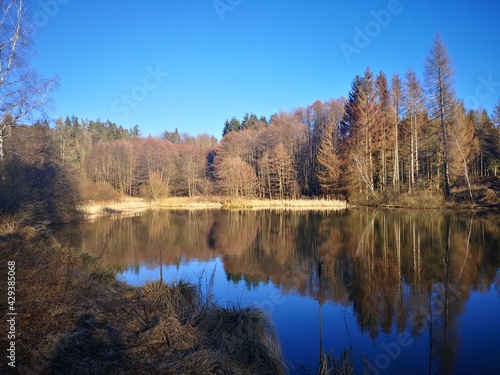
0, 127, 4, 163
440, 95, 451, 199
394, 113, 400, 192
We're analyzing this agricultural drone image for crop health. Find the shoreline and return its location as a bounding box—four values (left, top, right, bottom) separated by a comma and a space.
80, 197, 349, 219
80, 195, 498, 221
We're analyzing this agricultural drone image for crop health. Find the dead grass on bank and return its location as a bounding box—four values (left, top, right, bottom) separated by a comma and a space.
81, 196, 348, 220
81, 197, 223, 220
0, 214, 24, 236
349, 178, 500, 211
222, 198, 347, 210
133, 279, 286, 375
0, 226, 287, 375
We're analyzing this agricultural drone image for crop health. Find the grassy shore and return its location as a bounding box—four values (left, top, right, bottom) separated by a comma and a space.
0, 222, 286, 374
348, 182, 500, 211
81, 187, 500, 222
81, 196, 348, 219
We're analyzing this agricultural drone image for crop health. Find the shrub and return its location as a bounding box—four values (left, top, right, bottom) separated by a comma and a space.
0, 157, 82, 227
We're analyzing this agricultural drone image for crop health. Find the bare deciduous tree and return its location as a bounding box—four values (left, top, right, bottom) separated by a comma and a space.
0, 0, 58, 162
391, 73, 403, 193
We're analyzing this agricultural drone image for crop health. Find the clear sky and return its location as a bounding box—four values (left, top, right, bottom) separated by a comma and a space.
29, 0, 500, 138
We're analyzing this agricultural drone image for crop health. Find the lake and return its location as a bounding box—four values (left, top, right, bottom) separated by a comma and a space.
57, 208, 500, 374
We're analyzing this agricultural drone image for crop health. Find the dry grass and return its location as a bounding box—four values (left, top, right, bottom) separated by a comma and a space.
132, 278, 287, 374
138, 279, 199, 323
157, 196, 224, 209
198, 304, 286, 375
0, 224, 287, 374
81, 196, 223, 220
0, 231, 138, 374
349, 178, 500, 211
0, 214, 23, 236
329, 347, 355, 375
81, 197, 155, 220
222, 198, 347, 210
390, 191, 445, 209
81, 196, 347, 220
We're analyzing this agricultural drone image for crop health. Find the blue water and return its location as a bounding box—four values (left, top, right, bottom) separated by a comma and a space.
60, 209, 500, 374
118, 256, 500, 375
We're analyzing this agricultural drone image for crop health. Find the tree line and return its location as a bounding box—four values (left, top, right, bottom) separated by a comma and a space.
216, 33, 500, 202
2, 33, 500, 204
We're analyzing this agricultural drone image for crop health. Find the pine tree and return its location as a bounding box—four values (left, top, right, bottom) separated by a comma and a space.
222, 117, 241, 136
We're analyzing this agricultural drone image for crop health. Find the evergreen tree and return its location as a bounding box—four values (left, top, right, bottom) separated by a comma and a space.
222, 117, 241, 136
163, 128, 181, 143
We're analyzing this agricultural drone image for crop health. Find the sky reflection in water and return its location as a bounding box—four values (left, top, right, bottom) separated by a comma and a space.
58, 209, 500, 374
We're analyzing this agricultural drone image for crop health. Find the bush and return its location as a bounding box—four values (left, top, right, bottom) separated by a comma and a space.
81, 179, 122, 202
0, 157, 82, 227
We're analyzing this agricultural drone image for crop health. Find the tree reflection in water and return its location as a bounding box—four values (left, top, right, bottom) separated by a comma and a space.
57, 209, 500, 374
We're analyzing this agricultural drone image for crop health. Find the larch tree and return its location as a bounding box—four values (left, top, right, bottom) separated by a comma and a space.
0, 0, 57, 162
316, 99, 345, 197
493, 99, 500, 175
424, 33, 456, 199
317, 119, 339, 195
391, 74, 404, 192
270, 141, 295, 200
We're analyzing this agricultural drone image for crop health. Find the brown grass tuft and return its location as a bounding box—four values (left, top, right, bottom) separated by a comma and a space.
138, 279, 199, 322
198, 304, 286, 375
0, 227, 287, 374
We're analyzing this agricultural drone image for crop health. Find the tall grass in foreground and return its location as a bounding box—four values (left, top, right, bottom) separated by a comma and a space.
135, 278, 287, 374
0, 223, 287, 374
200, 304, 284, 374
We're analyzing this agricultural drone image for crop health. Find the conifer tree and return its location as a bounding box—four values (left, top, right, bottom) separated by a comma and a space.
424, 33, 456, 199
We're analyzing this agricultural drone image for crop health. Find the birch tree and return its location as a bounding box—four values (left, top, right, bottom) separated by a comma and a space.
0, 0, 57, 162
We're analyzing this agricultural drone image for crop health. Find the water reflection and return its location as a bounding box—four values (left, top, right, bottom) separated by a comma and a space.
57, 209, 500, 374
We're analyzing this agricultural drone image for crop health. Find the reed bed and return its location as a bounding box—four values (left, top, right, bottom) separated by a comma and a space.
81, 196, 347, 220
223, 198, 347, 210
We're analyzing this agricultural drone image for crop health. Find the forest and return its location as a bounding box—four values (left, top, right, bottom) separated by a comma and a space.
2, 34, 500, 210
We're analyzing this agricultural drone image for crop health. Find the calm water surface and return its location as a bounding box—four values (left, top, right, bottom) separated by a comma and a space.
57, 209, 500, 374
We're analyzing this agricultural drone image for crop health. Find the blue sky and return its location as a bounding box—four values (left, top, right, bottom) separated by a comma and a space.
29, 0, 500, 138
